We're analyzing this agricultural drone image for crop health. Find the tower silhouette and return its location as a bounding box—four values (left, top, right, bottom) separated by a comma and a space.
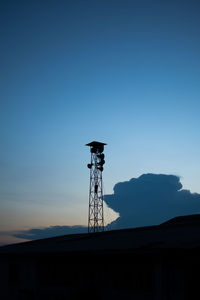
86, 141, 106, 233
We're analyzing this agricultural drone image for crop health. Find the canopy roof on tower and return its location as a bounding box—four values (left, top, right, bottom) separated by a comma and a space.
85, 141, 107, 147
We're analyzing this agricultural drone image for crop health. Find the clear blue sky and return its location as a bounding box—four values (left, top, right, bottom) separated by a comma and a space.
1, 0, 200, 244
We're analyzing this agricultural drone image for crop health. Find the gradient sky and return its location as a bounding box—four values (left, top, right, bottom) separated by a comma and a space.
1, 0, 200, 245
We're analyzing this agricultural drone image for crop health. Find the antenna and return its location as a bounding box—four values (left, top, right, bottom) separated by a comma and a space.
86, 141, 106, 233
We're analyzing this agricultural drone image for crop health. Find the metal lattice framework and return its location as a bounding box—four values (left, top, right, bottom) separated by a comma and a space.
86, 141, 106, 233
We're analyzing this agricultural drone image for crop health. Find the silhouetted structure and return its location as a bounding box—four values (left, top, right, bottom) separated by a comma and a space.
1, 214, 200, 299
86, 141, 106, 233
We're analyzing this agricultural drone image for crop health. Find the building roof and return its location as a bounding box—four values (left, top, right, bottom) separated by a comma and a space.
1, 214, 200, 255
161, 214, 200, 226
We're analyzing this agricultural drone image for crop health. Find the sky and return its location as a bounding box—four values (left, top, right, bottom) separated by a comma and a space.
1, 0, 200, 245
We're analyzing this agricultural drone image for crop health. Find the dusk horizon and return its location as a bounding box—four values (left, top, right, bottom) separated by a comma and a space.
1, 172, 200, 246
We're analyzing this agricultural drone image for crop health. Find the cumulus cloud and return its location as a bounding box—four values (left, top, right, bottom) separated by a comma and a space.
104, 173, 200, 229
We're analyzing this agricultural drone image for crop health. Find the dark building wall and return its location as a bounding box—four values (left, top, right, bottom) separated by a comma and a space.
0, 256, 37, 300
0, 250, 194, 300
36, 252, 154, 299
